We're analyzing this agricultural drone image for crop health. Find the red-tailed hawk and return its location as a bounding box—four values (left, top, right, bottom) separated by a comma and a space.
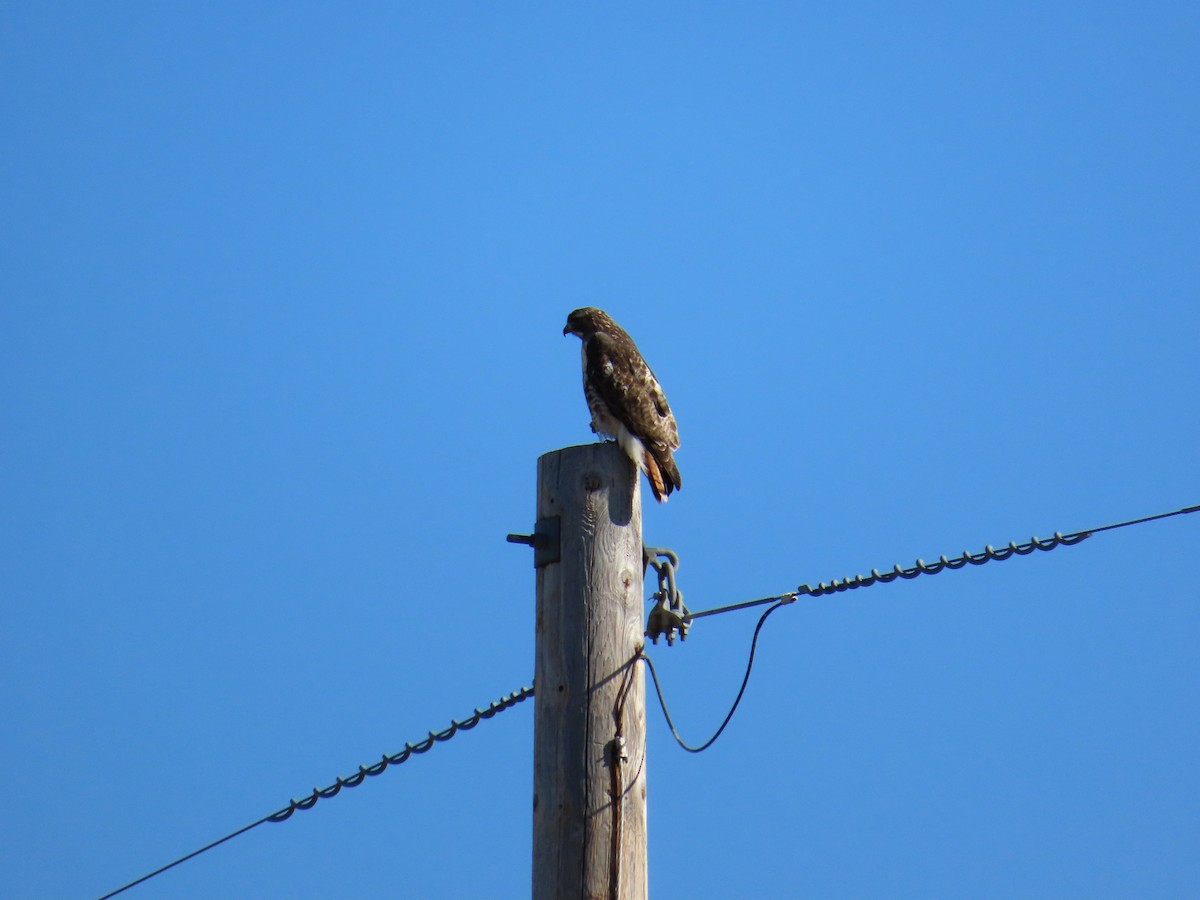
563, 307, 682, 503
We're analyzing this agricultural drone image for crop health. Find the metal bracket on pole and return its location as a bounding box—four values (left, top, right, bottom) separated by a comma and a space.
644, 545, 690, 646
507, 515, 561, 569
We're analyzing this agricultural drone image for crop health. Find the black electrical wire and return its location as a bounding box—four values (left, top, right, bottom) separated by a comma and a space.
641, 599, 789, 753
97, 685, 533, 899
97, 815, 276, 900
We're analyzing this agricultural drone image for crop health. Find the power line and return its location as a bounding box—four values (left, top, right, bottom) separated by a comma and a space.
684, 503, 1200, 622
98, 502, 1198, 895
96, 813, 277, 900
1082, 504, 1200, 535
97, 685, 534, 900
644, 502, 1198, 751
264, 684, 533, 823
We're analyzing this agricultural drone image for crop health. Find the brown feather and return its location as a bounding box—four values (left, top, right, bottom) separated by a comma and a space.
643, 448, 667, 503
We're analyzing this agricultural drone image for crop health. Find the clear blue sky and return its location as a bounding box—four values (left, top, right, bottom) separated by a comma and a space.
3, 4, 1198, 898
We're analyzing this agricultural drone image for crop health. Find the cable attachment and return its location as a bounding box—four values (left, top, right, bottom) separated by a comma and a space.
644, 546, 690, 645
609, 733, 629, 765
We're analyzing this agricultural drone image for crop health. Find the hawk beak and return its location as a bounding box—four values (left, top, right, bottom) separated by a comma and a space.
562, 324, 572, 336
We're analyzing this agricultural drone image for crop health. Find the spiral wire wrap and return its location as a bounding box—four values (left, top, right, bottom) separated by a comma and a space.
98, 686, 533, 899
98, 503, 1195, 896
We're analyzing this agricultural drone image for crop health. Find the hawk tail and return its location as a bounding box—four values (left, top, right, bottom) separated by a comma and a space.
643, 447, 682, 504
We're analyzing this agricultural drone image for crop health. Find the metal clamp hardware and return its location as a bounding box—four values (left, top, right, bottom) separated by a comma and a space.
644, 545, 689, 645
506, 515, 561, 568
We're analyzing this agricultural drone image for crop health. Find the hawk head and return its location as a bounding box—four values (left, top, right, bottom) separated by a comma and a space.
563, 306, 617, 339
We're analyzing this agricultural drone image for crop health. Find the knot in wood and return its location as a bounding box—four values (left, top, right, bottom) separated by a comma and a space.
582, 472, 603, 492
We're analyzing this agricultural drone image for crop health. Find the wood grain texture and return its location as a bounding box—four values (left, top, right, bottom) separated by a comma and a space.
533, 443, 647, 900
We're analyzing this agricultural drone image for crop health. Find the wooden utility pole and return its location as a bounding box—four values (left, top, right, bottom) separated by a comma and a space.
532, 443, 648, 900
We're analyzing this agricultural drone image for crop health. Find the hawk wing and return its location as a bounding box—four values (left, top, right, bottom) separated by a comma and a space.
584, 332, 682, 499
585, 332, 679, 449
